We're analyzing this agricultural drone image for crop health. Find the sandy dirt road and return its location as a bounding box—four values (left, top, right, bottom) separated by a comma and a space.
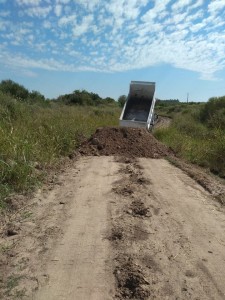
31, 156, 225, 300
1, 155, 225, 299
154, 116, 172, 129
34, 157, 118, 300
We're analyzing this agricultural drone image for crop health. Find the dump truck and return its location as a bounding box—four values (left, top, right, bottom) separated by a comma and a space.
119, 81, 156, 130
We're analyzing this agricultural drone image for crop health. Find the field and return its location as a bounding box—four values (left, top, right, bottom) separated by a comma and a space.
154, 99, 225, 178
0, 90, 120, 208
1, 80, 225, 210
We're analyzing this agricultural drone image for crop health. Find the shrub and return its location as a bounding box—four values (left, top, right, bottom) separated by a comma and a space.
118, 95, 126, 107
0, 80, 29, 100
200, 96, 225, 129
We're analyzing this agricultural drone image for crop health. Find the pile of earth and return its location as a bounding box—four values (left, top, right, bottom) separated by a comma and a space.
79, 127, 173, 158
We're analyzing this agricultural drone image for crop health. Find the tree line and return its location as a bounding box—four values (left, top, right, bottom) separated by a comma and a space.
0, 79, 128, 107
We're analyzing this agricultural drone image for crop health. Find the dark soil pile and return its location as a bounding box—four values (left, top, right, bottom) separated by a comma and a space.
79, 127, 173, 158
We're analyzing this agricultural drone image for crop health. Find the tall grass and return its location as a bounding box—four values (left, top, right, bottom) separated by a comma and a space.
0, 93, 120, 207
154, 107, 225, 178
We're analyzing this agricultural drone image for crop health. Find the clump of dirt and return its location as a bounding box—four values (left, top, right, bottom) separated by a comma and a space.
114, 260, 150, 299
129, 174, 150, 186
118, 163, 141, 176
108, 227, 124, 241
112, 184, 135, 196
127, 201, 151, 218
79, 127, 173, 158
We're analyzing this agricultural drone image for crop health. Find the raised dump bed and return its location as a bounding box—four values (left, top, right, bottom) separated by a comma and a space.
119, 81, 156, 130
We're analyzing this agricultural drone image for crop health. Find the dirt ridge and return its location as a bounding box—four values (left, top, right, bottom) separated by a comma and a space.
79, 127, 173, 158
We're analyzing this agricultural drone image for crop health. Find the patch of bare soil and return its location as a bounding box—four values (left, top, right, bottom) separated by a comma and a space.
108, 227, 124, 242
112, 158, 150, 198
168, 157, 225, 205
110, 158, 154, 299
127, 200, 151, 218
114, 256, 150, 300
79, 127, 173, 158
110, 157, 225, 299
154, 116, 172, 129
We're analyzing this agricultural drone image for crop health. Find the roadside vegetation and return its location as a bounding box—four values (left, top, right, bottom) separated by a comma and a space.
1, 78, 225, 208
0, 80, 120, 208
154, 98, 225, 178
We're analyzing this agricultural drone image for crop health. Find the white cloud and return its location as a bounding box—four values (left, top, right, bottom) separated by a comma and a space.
54, 4, 62, 17
141, 0, 171, 22
74, 0, 100, 11
172, 0, 193, 11
58, 14, 76, 26
16, 0, 41, 5
24, 6, 52, 17
0, 50, 102, 72
43, 20, 51, 28
57, 0, 70, 3
190, 22, 205, 32
186, 10, 203, 22
1, 0, 225, 81
191, 0, 204, 9
72, 15, 93, 37
208, 0, 225, 15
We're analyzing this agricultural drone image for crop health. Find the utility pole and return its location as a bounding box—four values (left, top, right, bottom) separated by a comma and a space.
187, 92, 189, 103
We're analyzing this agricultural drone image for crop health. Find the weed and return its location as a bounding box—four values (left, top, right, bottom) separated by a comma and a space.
6, 275, 23, 293
21, 211, 33, 220
0, 244, 11, 253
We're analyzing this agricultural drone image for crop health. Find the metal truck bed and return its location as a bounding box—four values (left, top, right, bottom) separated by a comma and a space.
119, 81, 156, 130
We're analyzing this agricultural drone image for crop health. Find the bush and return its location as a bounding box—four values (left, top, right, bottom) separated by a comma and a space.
0, 80, 29, 100
200, 96, 225, 129
0, 80, 48, 106
118, 95, 126, 107
56, 90, 115, 106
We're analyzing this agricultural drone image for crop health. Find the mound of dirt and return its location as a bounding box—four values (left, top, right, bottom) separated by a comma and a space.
114, 260, 150, 299
79, 127, 172, 158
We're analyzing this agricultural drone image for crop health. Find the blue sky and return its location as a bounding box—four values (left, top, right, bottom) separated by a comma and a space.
0, 0, 225, 101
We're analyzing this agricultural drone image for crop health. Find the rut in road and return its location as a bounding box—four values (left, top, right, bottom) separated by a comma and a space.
31, 156, 225, 300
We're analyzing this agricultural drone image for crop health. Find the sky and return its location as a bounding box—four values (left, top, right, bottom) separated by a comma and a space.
0, 0, 225, 101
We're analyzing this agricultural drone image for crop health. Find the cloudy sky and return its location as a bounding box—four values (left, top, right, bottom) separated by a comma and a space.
0, 0, 225, 101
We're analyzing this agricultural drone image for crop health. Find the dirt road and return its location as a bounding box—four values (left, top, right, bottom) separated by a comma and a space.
154, 116, 172, 129
1, 156, 225, 299
34, 157, 117, 300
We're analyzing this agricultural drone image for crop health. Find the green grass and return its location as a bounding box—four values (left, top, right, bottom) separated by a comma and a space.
154, 105, 225, 178
0, 93, 120, 207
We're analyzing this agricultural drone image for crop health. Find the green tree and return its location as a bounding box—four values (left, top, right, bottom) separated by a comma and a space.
29, 90, 45, 102
104, 97, 115, 104
118, 95, 126, 107
200, 96, 225, 129
0, 79, 29, 100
